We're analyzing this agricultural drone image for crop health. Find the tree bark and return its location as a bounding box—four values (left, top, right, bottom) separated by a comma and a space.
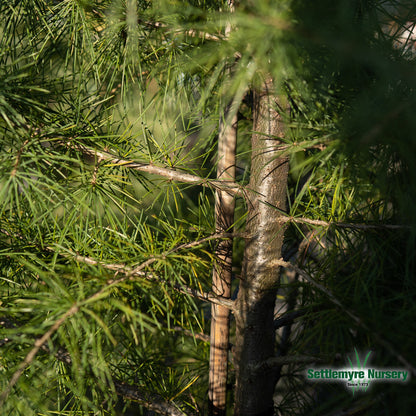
234, 77, 289, 416
208, 104, 237, 415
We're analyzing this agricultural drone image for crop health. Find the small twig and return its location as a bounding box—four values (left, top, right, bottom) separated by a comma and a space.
57, 233, 236, 310
182, 29, 222, 41
136, 16, 224, 42
113, 380, 188, 416
91, 154, 104, 186
171, 327, 210, 343
61, 232, 237, 310
10, 139, 29, 177
0, 227, 236, 310
63, 141, 243, 197
281, 216, 410, 230
68, 250, 235, 310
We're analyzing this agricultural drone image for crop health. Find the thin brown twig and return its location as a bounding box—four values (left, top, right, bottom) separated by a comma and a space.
281, 215, 410, 230
63, 141, 243, 197
0, 227, 236, 309
66, 249, 235, 310
136, 16, 224, 42
113, 380, 188, 416
10, 139, 29, 177
60, 232, 236, 311
171, 327, 210, 343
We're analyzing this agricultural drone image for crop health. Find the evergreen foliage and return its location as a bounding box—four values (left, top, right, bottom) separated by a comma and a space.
1, 0, 416, 415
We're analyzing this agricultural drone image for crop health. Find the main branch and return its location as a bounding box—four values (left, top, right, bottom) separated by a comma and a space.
63, 141, 242, 196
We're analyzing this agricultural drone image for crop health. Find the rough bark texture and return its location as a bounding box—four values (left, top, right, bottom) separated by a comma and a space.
234, 78, 289, 416
208, 105, 237, 415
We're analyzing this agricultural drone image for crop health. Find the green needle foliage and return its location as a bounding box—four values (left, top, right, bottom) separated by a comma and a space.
1, 0, 416, 415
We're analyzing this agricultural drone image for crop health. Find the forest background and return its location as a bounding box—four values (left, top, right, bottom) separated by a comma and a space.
1, 0, 416, 415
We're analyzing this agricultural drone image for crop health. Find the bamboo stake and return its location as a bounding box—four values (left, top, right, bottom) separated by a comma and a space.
208, 101, 237, 415
208, 3, 237, 408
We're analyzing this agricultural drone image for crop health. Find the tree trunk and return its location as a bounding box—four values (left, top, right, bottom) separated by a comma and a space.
208, 104, 237, 415
234, 77, 289, 416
